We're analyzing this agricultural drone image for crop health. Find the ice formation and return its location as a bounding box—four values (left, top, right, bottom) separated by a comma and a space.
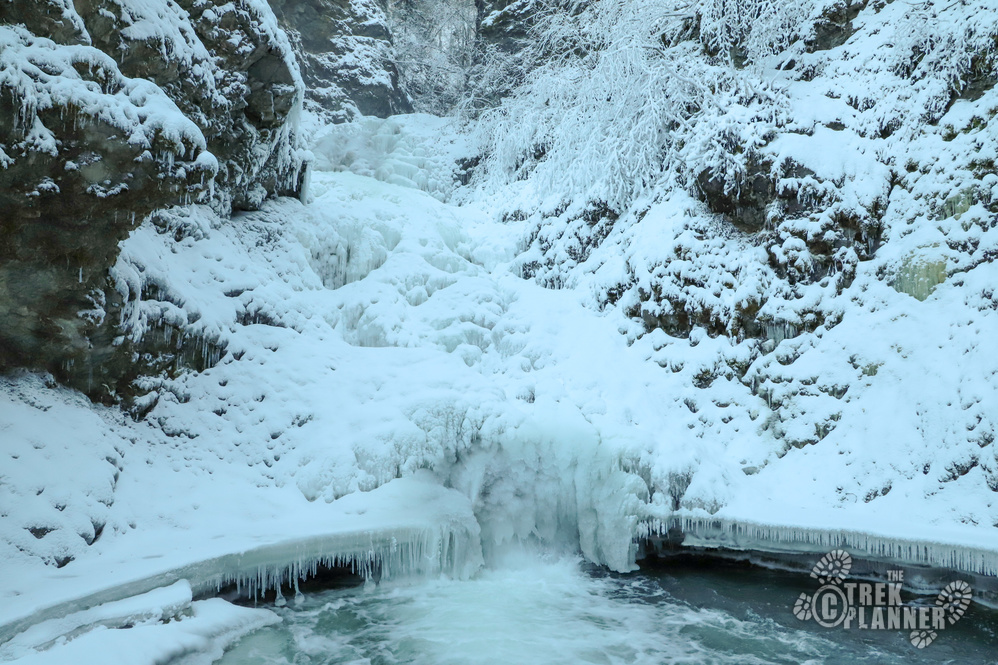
0, 473, 482, 645
641, 517, 998, 577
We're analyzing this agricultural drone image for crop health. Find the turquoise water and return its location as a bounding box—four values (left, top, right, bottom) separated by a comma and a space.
217, 553, 997, 665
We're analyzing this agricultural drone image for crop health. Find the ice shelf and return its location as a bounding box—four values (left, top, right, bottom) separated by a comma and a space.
640, 514, 998, 577
0, 473, 483, 646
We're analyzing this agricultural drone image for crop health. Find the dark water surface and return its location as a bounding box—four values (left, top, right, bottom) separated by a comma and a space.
217, 553, 998, 665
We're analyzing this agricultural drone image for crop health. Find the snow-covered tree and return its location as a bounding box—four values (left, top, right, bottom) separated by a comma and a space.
387, 0, 478, 114
471, 0, 807, 211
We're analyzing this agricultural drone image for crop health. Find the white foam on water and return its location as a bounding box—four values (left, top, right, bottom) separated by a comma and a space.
215, 554, 842, 665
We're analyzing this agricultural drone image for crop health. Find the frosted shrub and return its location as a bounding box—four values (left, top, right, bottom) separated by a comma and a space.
471, 0, 801, 212
888, 0, 998, 116
460, 41, 530, 115
698, 0, 816, 66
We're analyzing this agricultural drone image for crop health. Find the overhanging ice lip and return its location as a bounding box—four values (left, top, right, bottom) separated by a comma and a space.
0, 473, 483, 647
640, 511, 998, 593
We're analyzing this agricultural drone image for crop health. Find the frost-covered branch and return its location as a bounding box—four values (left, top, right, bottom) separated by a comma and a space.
471, 0, 794, 211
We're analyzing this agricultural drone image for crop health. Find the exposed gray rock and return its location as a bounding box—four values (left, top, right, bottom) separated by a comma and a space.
476, 0, 536, 53
269, 0, 411, 120
806, 0, 865, 52
696, 162, 777, 232
0, 0, 88, 44
74, 0, 306, 210
695, 158, 826, 234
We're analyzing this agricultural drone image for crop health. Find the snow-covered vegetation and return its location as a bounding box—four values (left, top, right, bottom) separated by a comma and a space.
386, 0, 477, 114
471, 0, 998, 483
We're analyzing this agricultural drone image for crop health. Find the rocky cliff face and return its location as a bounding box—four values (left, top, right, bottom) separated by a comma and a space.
476, 0, 536, 53
0, 0, 306, 401
269, 0, 411, 120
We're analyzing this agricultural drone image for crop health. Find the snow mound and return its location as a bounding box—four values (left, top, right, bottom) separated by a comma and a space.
1, 581, 194, 660
0, 375, 126, 568
5, 592, 277, 665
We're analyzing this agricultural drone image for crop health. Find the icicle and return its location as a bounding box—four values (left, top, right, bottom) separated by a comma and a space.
644, 516, 998, 577
186, 522, 483, 604
293, 576, 303, 607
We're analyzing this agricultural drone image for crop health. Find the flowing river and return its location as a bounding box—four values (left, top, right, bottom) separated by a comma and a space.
216, 552, 998, 665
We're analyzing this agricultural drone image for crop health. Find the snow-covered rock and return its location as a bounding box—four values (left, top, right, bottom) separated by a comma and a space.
269, 0, 411, 120
0, 0, 306, 399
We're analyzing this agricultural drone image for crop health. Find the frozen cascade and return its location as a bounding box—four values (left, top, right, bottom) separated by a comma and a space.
444, 433, 647, 573
309, 114, 470, 201
304, 221, 393, 291
639, 516, 998, 577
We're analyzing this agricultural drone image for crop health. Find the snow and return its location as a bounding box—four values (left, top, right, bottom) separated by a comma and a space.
5, 106, 998, 600
0, 470, 481, 646
0, 375, 126, 568
2, 0, 998, 660
5, 111, 996, 636
1, 581, 194, 659
5, 597, 277, 665
0, 25, 207, 156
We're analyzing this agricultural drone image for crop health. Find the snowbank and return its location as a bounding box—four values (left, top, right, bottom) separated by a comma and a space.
0, 472, 481, 646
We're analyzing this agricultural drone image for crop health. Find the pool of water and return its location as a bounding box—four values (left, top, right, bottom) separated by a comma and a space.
216, 551, 998, 665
